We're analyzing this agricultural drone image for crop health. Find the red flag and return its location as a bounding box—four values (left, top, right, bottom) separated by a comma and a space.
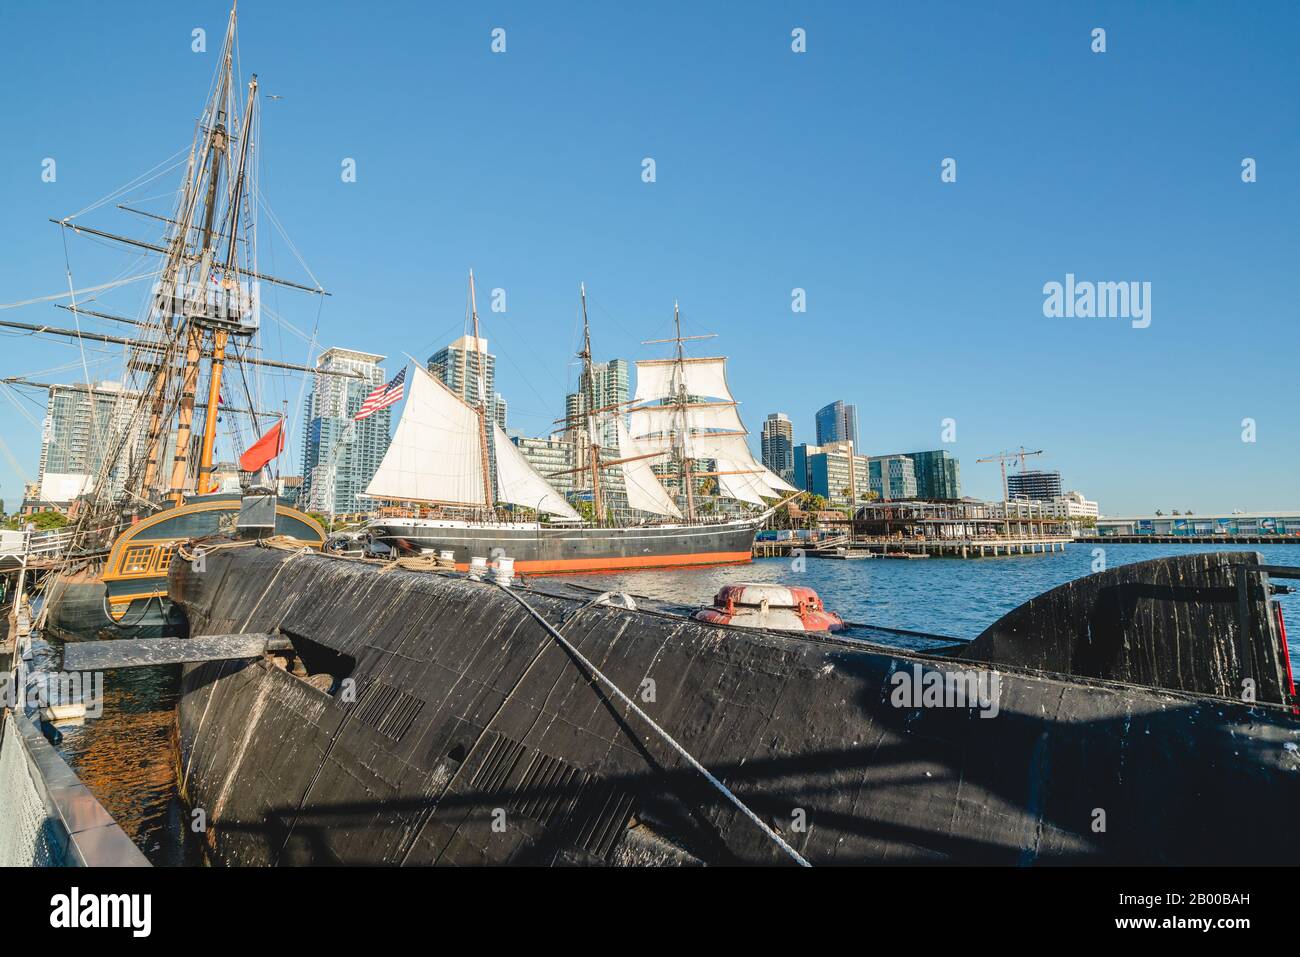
239, 418, 285, 472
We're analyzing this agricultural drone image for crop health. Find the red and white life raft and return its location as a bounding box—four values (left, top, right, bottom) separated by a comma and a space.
693, 582, 844, 633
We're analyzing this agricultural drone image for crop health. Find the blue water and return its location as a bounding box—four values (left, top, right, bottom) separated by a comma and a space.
565, 543, 1300, 667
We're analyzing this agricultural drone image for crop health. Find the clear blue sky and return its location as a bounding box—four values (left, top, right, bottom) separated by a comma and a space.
1, 0, 1297, 515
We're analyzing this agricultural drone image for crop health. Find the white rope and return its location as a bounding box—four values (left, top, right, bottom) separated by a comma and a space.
493, 583, 812, 866
256, 189, 325, 292
0, 272, 158, 310
0, 429, 31, 485
60, 231, 110, 458
60, 146, 190, 223
0, 383, 44, 431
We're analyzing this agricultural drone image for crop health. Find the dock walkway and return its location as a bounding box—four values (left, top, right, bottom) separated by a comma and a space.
0, 613, 149, 867
1077, 535, 1300, 545
755, 536, 1072, 559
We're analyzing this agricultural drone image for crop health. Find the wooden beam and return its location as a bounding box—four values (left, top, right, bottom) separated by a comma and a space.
63, 633, 288, 671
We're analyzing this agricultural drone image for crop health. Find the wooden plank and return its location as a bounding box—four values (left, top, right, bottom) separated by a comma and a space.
63, 633, 287, 671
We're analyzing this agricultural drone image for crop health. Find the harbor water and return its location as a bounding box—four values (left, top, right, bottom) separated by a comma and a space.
29, 542, 1300, 864
568, 543, 1300, 663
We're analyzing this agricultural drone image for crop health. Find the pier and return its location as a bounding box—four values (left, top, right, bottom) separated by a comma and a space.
1078, 534, 1300, 545
755, 535, 1070, 559
757, 500, 1074, 559
0, 591, 149, 866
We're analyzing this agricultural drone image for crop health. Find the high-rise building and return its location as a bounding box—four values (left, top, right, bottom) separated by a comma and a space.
793, 442, 868, 508
565, 358, 629, 448
866, 454, 918, 501
815, 400, 858, 448
511, 434, 577, 496
428, 335, 508, 430
1007, 469, 1062, 502
38, 380, 148, 500
299, 348, 392, 515
761, 412, 795, 483
902, 449, 962, 500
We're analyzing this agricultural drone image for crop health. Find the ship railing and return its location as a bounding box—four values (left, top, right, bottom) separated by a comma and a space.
0, 529, 77, 560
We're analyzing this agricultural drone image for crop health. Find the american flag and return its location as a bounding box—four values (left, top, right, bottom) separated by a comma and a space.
354, 368, 406, 420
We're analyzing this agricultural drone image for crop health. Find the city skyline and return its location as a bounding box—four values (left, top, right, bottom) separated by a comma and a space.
1, 2, 1297, 515
299, 347, 392, 515
815, 400, 859, 450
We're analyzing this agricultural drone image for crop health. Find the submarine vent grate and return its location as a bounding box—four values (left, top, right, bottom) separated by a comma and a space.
567, 782, 636, 859
510, 751, 586, 827
352, 678, 426, 742
470, 731, 528, 794
471, 731, 637, 860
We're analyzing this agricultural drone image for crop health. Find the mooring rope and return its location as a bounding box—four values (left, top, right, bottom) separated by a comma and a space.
492, 582, 812, 867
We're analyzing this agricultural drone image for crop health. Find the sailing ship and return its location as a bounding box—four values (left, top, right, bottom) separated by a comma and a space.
3, 6, 326, 639
366, 281, 796, 573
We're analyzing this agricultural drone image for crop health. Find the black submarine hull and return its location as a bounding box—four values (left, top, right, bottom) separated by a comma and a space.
171, 547, 1300, 865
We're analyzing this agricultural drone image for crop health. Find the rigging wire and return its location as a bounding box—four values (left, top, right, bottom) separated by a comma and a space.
0, 272, 158, 310
59, 146, 191, 223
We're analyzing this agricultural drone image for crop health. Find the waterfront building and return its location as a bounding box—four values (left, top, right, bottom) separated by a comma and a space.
853, 499, 1073, 545
794, 441, 868, 508
37, 380, 148, 500
299, 348, 392, 515
815, 400, 858, 448
866, 454, 918, 501
1049, 490, 1099, 520
902, 449, 962, 500
761, 412, 795, 483
19, 474, 93, 517
1096, 511, 1300, 538
985, 490, 1098, 534
564, 358, 629, 448
428, 335, 508, 430
1007, 469, 1062, 501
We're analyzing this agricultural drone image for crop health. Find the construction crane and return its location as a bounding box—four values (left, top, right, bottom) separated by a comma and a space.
976, 447, 1044, 503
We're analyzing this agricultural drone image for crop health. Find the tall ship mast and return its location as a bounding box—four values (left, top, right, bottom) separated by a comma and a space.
367, 293, 796, 573
5, 4, 330, 639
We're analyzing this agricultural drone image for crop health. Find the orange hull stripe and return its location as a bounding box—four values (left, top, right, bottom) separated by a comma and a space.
454, 551, 753, 575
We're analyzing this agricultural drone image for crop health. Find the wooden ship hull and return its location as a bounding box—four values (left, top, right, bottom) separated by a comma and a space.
44, 564, 188, 643
168, 546, 1300, 866
44, 495, 324, 642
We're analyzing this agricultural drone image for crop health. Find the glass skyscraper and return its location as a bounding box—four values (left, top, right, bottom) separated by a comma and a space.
904, 449, 962, 501
38, 380, 148, 500
761, 412, 794, 483
565, 358, 629, 448
300, 348, 393, 515
815, 400, 858, 448
427, 335, 508, 431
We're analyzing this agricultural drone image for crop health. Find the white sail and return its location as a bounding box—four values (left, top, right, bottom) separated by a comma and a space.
365, 364, 487, 506
490, 424, 580, 519
687, 431, 755, 462
615, 418, 682, 519
716, 464, 769, 505
688, 431, 784, 503
633, 357, 733, 404
762, 468, 797, 494
630, 402, 744, 438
